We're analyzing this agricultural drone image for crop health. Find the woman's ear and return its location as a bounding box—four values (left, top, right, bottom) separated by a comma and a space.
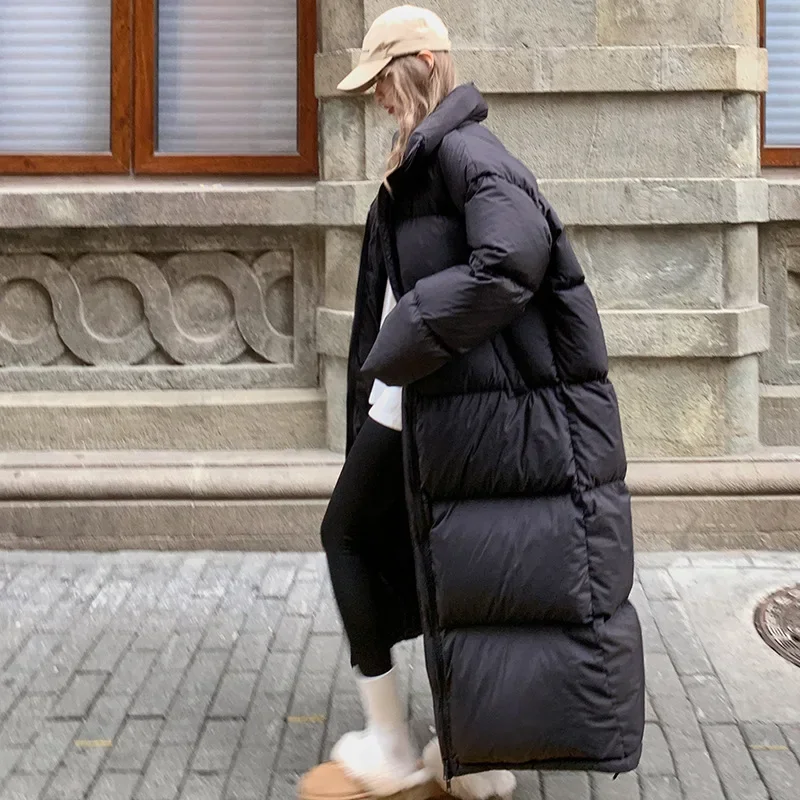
417, 50, 435, 72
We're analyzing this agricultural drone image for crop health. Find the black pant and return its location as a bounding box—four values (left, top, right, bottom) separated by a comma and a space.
321, 417, 409, 678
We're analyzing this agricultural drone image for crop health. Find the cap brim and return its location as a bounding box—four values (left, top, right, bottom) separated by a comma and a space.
336, 57, 392, 93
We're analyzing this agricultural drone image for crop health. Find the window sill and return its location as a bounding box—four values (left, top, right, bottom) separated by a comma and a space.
0, 176, 320, 229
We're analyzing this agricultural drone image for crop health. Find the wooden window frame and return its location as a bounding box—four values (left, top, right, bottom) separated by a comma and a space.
0, 0, 133, 175
133, 0, 318, 176
0, 0, 318, 177
760, 0, 800, 167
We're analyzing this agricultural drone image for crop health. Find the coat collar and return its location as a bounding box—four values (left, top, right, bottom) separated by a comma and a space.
395, 83, 488, 174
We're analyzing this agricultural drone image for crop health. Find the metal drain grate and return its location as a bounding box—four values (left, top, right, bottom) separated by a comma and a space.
754, 584, 800, 668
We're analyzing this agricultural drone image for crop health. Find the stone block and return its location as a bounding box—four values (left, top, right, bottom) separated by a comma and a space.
321, 99, 365, 181
324, 357, 349, 454
570, 226, 725, 309
319, 0, 363, 52
598, 0, 724, 44
472, 94, 758, 180
0, 389, 327, 451
365, 0, 484, 46
610, 355, 759, 457
485, 0, 596, 47
761, 386, 800, 446
324, 229, 362, 312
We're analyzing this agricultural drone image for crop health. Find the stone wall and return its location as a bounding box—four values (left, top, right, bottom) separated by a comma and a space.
316, 0, 769, 459
1, 0, 800, 550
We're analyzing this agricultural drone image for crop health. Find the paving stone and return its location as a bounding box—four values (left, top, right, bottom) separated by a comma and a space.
673, 749, 725, 800
210, 672, 258, 719
644, 693, 657, 723
515, 772, 543, 800
0, 773, 49, 800
289, 672, 334, 718
240, 692, 290, 752
227, 747, 276, 800
638, 569, 680, 601
261, 567, 297, 599
288, 581, 325, 619
88, 772, 139, 800
42, 747, 106, 800
650, 693, 705, 753
268, 773, 296, 800
130, 670, 185, 718
274, 718, 325, 773
259, 652, 302, 696
179, 773, 224, 800
228, 634, 273, 674
323, 692, 363, 759
105, 718, 161, 772
137, 744, 193, 800
782, 724, 800, 758
639, 723, 675, 775
681, 674, 735, 724
51, 673, 106, 720
194, 566, 235, 600
704, 725, 769, 800
640, 776, 682, 800
590, 772, 639, 800
310, 592, 341, 633
192, 719, 243, 774
83, 632, 136, 673
77, 693, 131, 742
650, 600, 713, 676
201, 610, 246, 652
158, 629, 203, 672
105, 649, 158, 697
629, 584, 667, 655
243, 599, 284, 635
0, 749, 22, 785
301, 636, 341, 676
541, 771, 590, 800
643, 653, 684, 698
17, 721, 81, 774
30, 630, 99, 694
272, 616, 312, 654
741, 723, 800, 800
4, 635, 60, 689
0, 694, 55, 747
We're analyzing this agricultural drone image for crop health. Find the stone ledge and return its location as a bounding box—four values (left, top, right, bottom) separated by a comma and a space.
603, 306, 769, 358
317, 178, 770, 228
317, 305, 770, 359
0, 179, 318, 230
316, 46, 767, 97
8, 449, 800, 501
0, 178, 771, 229
766, 174, 800, 222
0, 389, 327, 451
2, 451, 800, 550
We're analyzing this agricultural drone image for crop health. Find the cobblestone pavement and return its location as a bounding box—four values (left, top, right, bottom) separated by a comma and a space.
0, 551, 796, 800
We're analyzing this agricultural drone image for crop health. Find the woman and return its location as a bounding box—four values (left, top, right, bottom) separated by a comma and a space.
317, 6, 645, 798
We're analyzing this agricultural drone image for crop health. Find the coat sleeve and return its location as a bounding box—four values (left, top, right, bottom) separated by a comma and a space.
361, 143, 552, 386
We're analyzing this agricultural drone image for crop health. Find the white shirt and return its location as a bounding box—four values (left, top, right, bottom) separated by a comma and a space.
368, 281, 403, 431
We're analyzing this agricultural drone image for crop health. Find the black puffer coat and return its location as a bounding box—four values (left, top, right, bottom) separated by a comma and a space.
346, 85, 645, 780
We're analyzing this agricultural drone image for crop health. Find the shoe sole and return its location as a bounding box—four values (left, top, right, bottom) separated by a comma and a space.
298, 762, 447, 800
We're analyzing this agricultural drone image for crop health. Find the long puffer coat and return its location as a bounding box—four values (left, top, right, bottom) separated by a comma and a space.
346, 84, 645, 780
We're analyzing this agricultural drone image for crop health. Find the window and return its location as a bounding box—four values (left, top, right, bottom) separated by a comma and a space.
0, 0, 317, 176
762, 0, 800, 166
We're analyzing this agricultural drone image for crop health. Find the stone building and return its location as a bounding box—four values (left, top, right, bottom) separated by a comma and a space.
0, 0, 798, 550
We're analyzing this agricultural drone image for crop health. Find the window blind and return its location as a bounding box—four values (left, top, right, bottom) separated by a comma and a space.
0, 1, 111, 154
765, 1, 800, 147
157, 0, 298, 155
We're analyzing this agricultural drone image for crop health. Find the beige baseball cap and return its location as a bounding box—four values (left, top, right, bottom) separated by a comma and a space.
337, 5, 451, 93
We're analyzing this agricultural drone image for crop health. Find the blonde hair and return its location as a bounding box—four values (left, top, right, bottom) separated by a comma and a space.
381, 51, 456, 188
